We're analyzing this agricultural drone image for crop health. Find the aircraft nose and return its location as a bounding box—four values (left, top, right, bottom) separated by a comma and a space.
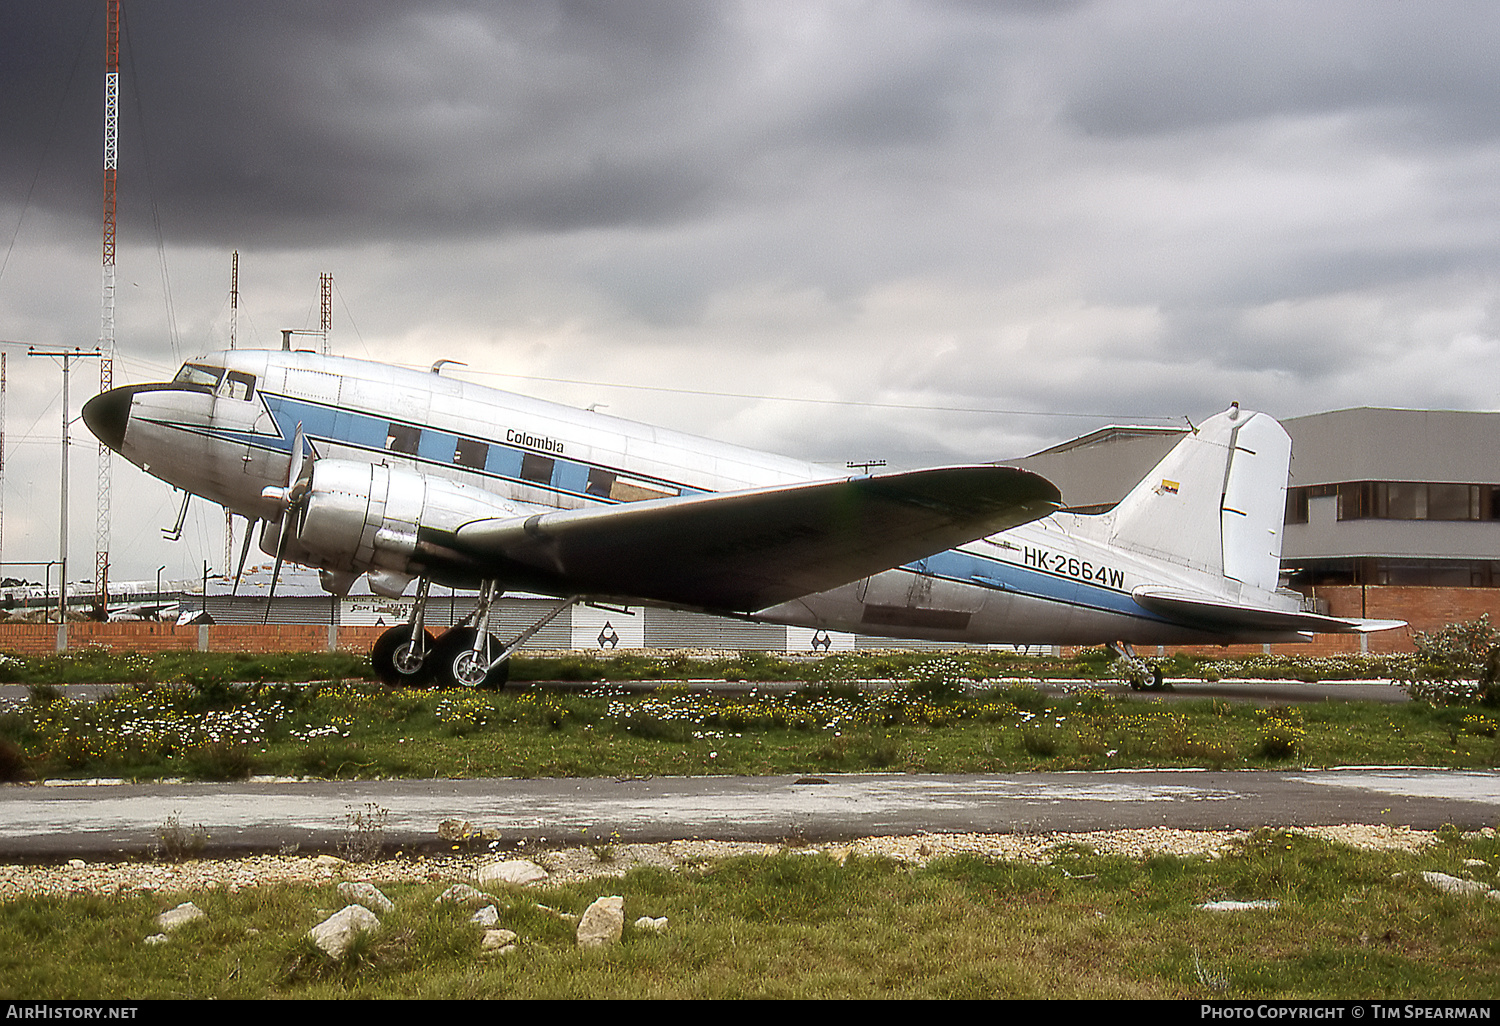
82, 387, 132, 451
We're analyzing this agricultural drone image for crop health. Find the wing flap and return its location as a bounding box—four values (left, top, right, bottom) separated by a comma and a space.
454, 466, 1061, 612
1132, 586, 1406, 635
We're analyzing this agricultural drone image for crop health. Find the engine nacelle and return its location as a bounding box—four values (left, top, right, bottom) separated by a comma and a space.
267, 459, 526, 581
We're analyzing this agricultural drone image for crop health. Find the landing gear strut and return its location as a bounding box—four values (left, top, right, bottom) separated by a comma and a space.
369, 578, 580, 690
372, 579, 435, 687
1107, 642, 1168, 691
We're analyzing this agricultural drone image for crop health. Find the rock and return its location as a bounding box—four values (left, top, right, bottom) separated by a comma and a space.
436, 883, 490, 907
308, 904, 380, 961
471, 905, 499, 927
156, 902, 205, 931
576, 895, 625, 949
634, 915, 668, 932
1198, 900, 1280, 912
477, 859, 548, 887
338, 881, 394, 914
481, 929, 518, 955
144, 934, 168, 946
438, 819, 473, 841
313, 855, 345, 869
1420, 871, 1496, 898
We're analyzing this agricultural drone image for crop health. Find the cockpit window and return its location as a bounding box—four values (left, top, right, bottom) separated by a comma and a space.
218, 370, 255, 401
173, 363, 225, 388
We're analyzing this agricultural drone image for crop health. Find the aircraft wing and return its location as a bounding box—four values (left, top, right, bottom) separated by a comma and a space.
1132, 586, 1406, 635
453, 466, 1061, 612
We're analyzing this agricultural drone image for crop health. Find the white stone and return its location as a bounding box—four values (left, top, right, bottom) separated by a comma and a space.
634, 915, 668, 932
477, 859, 549, 887
156, 902, 205, 931
436, 883, 490, 907
1198, 900, 1280, 912
308, 904, 380, 961
338, 881, 394, 913
481, 929, 518, 955
1421, 871, 1496, 898
471, 905, 499, 927
576, 895, 625, 949
144, 934, 168, 945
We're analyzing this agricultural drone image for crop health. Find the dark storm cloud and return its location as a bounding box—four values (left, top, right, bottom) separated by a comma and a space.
1, 1, 749, 243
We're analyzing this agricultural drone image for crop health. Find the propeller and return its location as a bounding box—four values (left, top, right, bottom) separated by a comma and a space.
259, 423, 313, 620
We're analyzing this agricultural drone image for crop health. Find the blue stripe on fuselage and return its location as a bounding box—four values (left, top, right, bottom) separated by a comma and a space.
251, 392, 701, 505
906, 548, 1169, 623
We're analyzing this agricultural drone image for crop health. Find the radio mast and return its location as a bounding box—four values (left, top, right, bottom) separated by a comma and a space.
320, 272, 332, 353
94, 0, 121, 618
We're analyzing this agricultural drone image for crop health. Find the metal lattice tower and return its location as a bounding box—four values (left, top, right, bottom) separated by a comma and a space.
95, 0, 121, 617
320, 272, 332, 354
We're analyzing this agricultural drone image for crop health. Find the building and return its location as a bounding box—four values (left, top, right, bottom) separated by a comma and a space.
1007, 406, 1500, 651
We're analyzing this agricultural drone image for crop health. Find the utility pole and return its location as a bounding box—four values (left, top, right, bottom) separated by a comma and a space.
29, 348, 101, 623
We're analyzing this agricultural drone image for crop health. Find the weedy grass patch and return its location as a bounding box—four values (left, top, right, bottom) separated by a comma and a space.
2, 662, 1499, 781
0, 831, 1496, 999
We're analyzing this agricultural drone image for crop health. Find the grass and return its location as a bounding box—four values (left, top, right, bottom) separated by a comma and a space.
0, 829, 1496, 998
2, 660, 1497, 781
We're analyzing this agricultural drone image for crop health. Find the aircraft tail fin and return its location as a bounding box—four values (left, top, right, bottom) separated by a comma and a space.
1106, 404, 1291, 594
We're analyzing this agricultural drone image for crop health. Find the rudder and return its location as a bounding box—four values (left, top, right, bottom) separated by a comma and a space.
1106, 405, 1291, 593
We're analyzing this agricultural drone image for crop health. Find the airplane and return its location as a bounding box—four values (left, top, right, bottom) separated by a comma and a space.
81, 346, 1403, 689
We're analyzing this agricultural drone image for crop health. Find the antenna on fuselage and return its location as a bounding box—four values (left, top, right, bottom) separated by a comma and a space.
431, 359, 467, 375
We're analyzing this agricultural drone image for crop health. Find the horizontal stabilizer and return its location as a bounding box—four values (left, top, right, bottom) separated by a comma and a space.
454, 466, 1062, 612
1132, 586, 1406, 635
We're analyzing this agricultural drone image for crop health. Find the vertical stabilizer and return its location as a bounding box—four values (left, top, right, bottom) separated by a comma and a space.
1106, 405, 1291, 593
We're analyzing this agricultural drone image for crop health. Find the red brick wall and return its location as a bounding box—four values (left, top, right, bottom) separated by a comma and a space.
0, 586, 1496, 658
1158, 586, 1500, 658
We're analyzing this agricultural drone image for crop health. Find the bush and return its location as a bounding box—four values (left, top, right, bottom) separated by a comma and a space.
1405, 616, 1500, 706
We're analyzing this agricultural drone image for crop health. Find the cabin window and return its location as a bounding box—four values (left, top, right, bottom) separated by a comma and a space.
454, 437, 488, 470
585, 468, 616, 498
386, 423, 420, 455
520, 452, 554, 485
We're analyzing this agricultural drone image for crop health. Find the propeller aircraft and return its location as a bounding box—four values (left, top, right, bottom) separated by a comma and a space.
82, 347, 1402, 689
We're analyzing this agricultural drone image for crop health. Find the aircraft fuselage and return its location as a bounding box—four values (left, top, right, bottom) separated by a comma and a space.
85, 348, 1314, 648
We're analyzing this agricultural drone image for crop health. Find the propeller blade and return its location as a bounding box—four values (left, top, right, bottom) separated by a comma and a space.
263, 424, 311, 622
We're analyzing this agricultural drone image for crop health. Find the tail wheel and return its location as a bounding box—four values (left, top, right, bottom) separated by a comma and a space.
434, 627, 510, 690
371, 626, 436, 688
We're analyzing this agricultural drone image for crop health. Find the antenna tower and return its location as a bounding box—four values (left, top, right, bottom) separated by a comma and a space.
95, 0, 120, 618
319, 272, 332, 354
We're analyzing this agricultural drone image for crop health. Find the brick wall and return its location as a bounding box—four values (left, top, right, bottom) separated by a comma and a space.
1155, 586, 1500, 658
1, 585, 1496, 658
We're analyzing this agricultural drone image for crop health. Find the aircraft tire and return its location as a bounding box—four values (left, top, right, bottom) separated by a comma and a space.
434, 627, 510, 690
372, 626, 436, 688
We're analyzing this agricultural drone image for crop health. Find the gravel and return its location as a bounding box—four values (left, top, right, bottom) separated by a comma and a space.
0, 824, 1452, 900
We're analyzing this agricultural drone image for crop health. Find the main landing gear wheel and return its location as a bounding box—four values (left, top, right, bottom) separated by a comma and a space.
371, 626, 436, 688
433, 627, 510, 690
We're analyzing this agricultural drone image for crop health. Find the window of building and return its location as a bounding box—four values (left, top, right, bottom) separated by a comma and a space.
1329, 481, 1499, 522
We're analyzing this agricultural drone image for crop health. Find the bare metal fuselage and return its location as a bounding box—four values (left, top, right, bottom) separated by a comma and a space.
93, 348, 1312, 646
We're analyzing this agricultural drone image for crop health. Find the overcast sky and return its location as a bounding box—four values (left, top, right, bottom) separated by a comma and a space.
2, 0, 1499, 586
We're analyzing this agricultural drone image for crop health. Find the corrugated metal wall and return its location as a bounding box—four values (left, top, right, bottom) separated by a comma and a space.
203, 593, 965, 651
